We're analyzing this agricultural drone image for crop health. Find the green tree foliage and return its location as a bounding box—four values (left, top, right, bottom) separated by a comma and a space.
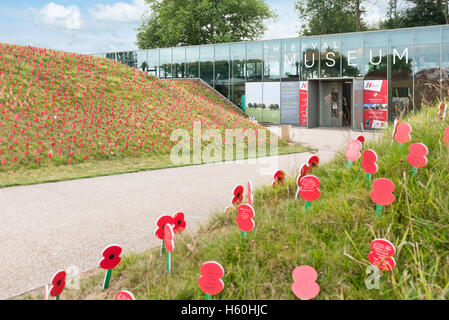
136, 0, 277, 49
294, 0, 366, 36
383, 0, 448, 29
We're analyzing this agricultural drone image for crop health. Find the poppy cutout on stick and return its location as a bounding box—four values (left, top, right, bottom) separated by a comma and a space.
99, 244, 122, 290
198, 261, 225, 300
443, 127, 449, 148
362, 149, 378, 185
49, 270, 66, 300
231, 185, 244, 206
236, 204, 255, 239
154, 215, 175, 255
291, 265, 320, 300
407, 143, 428, 175
394, 122, 412, 145
115, 290, 135, 300
272, 170, 286, 186
164, 224, 175, 273
296, 175, 321, 210
370, 178, 395, 218
308, 155, 319, 168
345, 140, 362, 168
368, 239, 396, 271
172, 212, 186, 234
438, 102, 447, 120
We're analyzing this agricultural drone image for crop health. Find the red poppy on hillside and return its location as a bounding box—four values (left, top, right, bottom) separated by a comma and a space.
154, 215, 175, 240
272, 170, 286, 186
99, 244, 122, 270
49, 270, 66, 297
173, 212, 186, 234
231, 185, 244, 206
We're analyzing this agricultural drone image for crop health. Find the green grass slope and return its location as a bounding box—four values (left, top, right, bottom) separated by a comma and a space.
0, 43, 303, 187
32, 104, 448, 300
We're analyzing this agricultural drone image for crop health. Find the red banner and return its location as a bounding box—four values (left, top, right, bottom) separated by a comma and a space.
299, 81, 308, 126
364, 80, 388, 129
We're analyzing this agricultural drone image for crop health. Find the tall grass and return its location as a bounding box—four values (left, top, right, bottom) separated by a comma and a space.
24, 104, 449, 300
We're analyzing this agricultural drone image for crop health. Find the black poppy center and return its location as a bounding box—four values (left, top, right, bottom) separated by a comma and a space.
57, 280, 61, 286
177, 220, 181, 225
109, 254, 115, 260
236, 193, 240, 197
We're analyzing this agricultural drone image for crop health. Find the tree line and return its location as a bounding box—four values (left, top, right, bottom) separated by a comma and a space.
136, 0, 449, 49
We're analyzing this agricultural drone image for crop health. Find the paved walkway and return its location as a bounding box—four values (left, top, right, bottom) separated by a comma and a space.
0, 127, 381, 299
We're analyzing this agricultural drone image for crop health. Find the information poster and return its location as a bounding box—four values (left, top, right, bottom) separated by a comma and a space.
299, 81, 308, 126
364, 80, 388, 129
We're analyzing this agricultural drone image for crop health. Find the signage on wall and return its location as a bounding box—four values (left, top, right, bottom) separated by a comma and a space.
299, 81, 308, 126
364, 80, 388, 129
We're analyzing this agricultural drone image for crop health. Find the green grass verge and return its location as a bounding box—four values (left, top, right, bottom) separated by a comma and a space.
0, 143, 309, 188
21, 104, 449, 300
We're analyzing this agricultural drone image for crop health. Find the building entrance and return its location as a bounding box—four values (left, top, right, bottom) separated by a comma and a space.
307, 78, 364, 131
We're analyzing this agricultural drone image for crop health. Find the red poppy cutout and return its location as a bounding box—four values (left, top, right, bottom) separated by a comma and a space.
297, 175, 321, 201
49, 270, 66, 297
247, 181, 253, 205
236, 204, 255, 232
356, 135, 365, 146
394, 122, 412, 144
438, 102, 447, 120
272, 170, 286, 186
154, 215, 175, 240
362, 149, 378, 175
99, 244, 122, 270
232, 185, 244, 206
345, 140, 362, 162
115, 290, 135, 300
368, 239, 396, 271
308, 155, 319, 168
172, 212, 186, 234
407, 143, 428, 168
291, 265, 320, 300
370, 178, 395, 206
198, 261, 225, 295
443, 127, 449, 147
164, 224, 175, 253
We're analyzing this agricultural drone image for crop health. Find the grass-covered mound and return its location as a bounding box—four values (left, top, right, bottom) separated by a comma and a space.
0, 43, 303, 187
35, 104, 448, 300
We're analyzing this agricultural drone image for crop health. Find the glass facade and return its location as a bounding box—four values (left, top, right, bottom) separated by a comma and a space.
99, 25, 449, 126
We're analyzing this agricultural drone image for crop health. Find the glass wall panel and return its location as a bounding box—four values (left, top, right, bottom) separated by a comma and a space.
136, 50, 148, 72
414, 44, 441, 108
185, 47, 199, 78
389, 29, 414, 118
364, 32, 387, 79
443, 26, 449, 43
159, 48, 172, 78
147, 49, 159, 77
300, 37, 319, 80
264, 40, 281, 81
214, 44, 230, 98
230, 43, 246, 108
415, 27, 441, 45
173, 47, 186, 78
342, 34, 364, 77
443, 35, 449, 98
281, 39, 300, 81
246, 42, 263, 82
262, 82, 281, 124
115, 51, 138, 68
200, 46, 214, 86
320, 35, 341, 78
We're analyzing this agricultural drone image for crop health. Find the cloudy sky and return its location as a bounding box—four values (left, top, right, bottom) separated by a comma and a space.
0, 0, 400, 54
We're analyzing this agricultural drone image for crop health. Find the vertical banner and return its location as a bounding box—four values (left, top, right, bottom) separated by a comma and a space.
364, 80, 388, 129
299, 81, 308, 126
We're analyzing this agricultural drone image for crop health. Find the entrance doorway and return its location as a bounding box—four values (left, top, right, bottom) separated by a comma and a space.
307, 78, 364, 131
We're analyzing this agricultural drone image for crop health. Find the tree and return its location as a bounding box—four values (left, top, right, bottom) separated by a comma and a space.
384, 0, 448, 28
136, 0, 277, 49
294, 0, 366, 36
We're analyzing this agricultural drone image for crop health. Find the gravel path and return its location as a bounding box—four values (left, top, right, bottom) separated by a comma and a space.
0, 127, 381, 299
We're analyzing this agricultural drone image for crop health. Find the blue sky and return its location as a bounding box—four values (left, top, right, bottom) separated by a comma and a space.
0, 0, 393, 54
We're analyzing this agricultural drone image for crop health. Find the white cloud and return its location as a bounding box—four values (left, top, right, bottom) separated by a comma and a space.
89, 0, 147, 22
29, 2, 82, 30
